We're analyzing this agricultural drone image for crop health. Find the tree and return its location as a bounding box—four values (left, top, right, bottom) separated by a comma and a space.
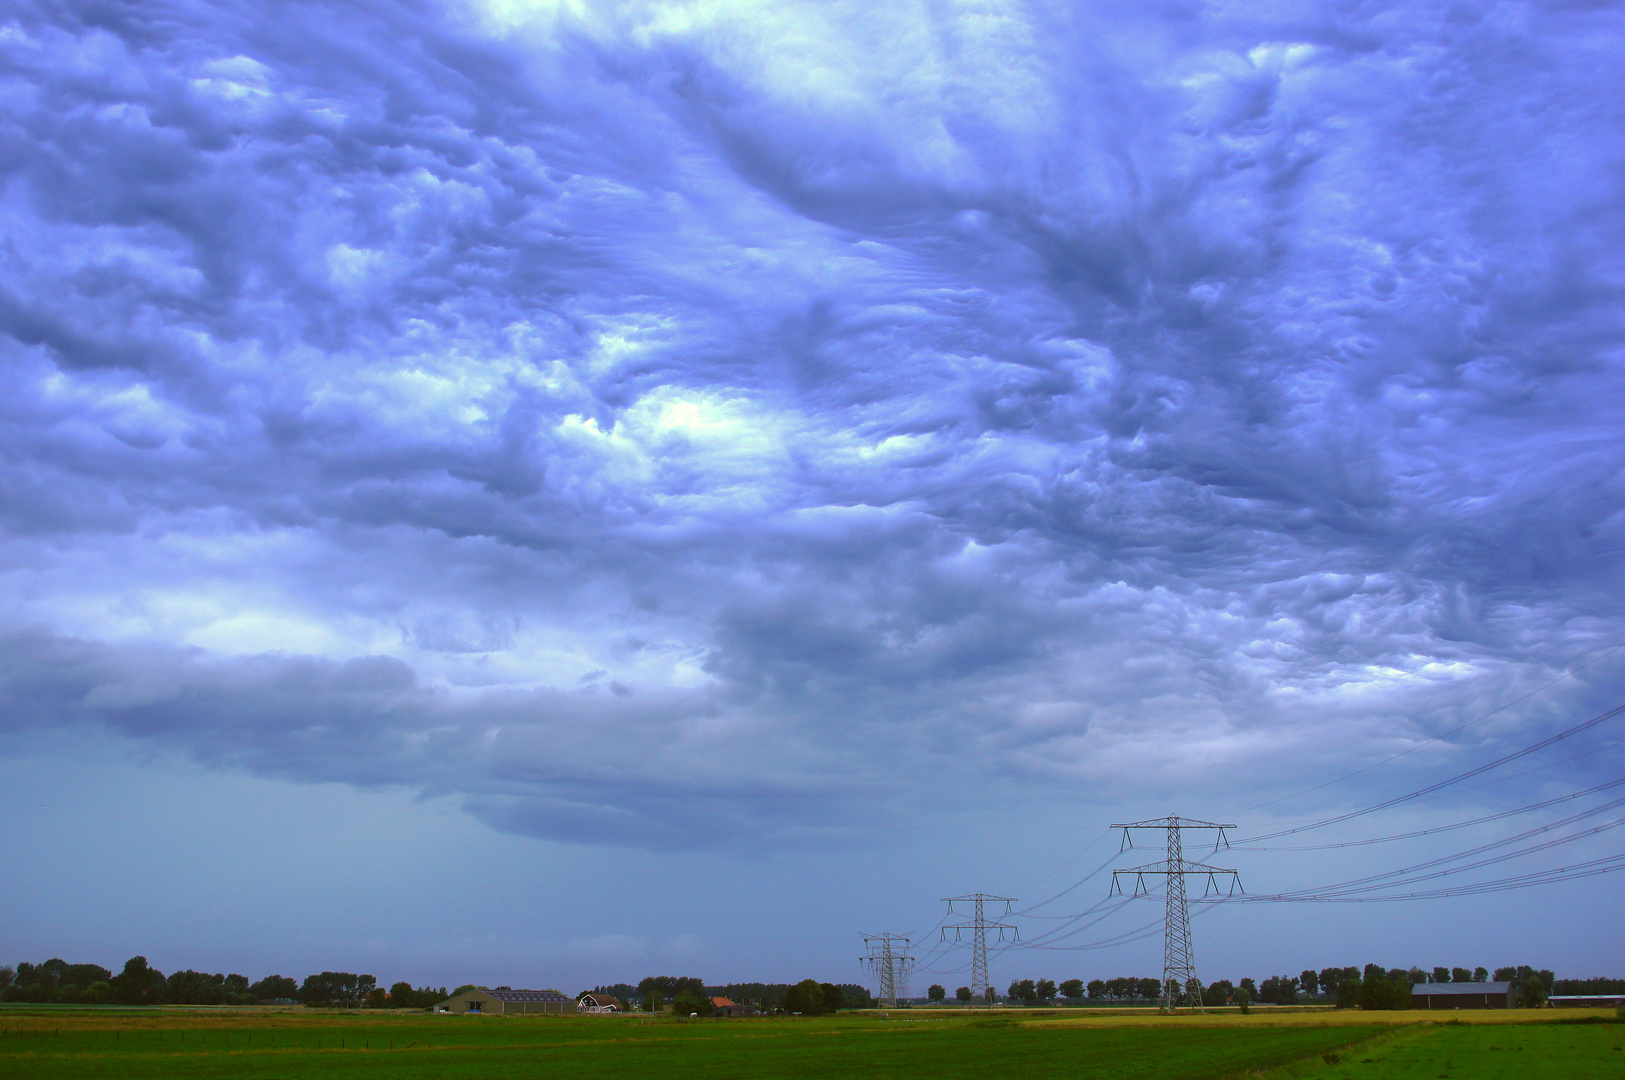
784, 979, 825, 1015
1035, 979, 1057, 1002
927, 985, 946, 1004
365, 988, 388, 1008
250, 975, 299, 1002
671, 990, 714, 1016
1432, 967, 1451, 984
642, 990, 661, 1012
1235, 985, 1251, 1014
1059, 979, 1083, 1001
299, 972, 375, 1008
1336, 978, 1360, 1009
0, 967, 13, 992
1008, 979, 1036, 1005
1259, 975, 1299, 1005
955, 986, 972, 1004
1472, 967, 1488, 983
1202, 980, 1234, 1007
983, 986, 996, 1004
638, 976, 705, 1002
820, 983, 844, 1013
1299, 970, 1319, 997
114, 957, 165, 1006
1518, 976, 1547, 1008
1493, 967, 1518, 982
1450, 967, 1472, 983
1136, 978, 1160, 1000
1086, 979, 1106, 1000
1321, 967, 1357, 999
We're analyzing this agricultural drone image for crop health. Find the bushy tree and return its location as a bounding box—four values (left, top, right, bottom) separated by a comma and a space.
1472, 967, 1488, 983
927, 985, 946, 1003
299, 972, 376, 1008
1086, 979, 1106, 999
1518, 976, 1547, 1008
1335, 978, 1360, 1009
1007, 979, 1037, 1004
250, 975, 299, 1002
1451, 967, 1473, 983
1258, 975, 1299, 1005
670, 990, 714, 1016
1035, 979, 1056, 1002
784, 979, 825, 1015
955, 986, 972, 1003
637, 976, 705, 1002
115, 957, 166, 1006
1432, 967, 1451, 984
1299, 970, 1319, 997
1059, 979, 1083, 1001
1202, 980, 1234, 1007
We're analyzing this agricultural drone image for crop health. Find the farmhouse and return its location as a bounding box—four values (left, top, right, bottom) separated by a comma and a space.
712, 997, 758, 1016
577, 993, 623, 1012
436, 988, 573, 1014
1409, 982, 1516, 1009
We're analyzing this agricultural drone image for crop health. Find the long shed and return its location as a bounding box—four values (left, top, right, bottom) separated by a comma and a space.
436, 988, 573, 1014
1409, 982, 1516, 1009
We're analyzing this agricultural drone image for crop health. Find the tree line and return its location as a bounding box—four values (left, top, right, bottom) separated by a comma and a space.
626, 976, 874, 1014
0, 957, 458, 1009
915, 963, 1565, 1010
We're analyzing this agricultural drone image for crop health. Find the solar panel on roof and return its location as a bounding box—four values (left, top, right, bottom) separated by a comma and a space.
484, 989, 571, 1002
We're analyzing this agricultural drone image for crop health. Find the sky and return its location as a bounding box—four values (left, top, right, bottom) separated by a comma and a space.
1, 0, 1623, 996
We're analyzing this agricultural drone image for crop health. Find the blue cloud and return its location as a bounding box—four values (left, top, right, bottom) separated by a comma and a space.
0, 0, 1621, 852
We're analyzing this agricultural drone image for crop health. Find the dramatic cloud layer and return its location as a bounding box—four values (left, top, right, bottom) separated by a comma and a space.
3, 0, 1623, 853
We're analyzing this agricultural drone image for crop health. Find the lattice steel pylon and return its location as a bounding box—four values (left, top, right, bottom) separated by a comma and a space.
861, 933, 915, 1007
1110, 816, 1241, 1013
941, 894, 1017, 1006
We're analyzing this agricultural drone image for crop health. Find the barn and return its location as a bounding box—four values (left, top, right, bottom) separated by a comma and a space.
1409, 982, 1516, 1009
436, 988, 573, 1014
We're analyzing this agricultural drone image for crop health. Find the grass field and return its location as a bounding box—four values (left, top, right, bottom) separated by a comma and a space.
0, 1006, 1615, 1079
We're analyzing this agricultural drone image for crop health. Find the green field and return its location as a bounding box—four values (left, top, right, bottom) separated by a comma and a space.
0, 1007, 1615, 1079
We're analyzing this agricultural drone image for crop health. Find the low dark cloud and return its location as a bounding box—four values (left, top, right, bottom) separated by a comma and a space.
1, 0, 1622, 849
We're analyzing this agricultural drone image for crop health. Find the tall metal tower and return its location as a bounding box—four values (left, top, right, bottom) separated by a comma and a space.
1110, 816, 1241, 1013
861, 933, 915, 1007
940, 894, 1017, 1005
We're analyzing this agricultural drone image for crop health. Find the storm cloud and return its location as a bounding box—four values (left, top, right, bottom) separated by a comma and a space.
2, 0, 1622, 851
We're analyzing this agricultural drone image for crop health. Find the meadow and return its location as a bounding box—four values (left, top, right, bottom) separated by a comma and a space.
0, 1006, 1615, 1079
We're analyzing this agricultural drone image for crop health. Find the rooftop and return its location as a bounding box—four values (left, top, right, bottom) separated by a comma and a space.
483, 989, 572, 1003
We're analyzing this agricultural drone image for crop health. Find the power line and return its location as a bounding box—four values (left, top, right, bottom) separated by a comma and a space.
940, 894, 1016, 1006
1231, 777, 1625, 851
860, 933, 914, 1008
1109, 816, 1239, 1013
1235, 701, 1625, 845
1227, 643, 1625, 817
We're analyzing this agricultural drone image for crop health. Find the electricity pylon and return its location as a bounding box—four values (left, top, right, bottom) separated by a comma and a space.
861, 933, 915, 1007
1110, 816, 1241, 1013
940, 894, 1017, 1006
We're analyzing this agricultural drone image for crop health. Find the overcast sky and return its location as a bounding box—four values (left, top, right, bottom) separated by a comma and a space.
2, 0, 1623, 994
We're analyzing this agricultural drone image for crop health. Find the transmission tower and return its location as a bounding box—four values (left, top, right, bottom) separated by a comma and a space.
1110, 816, 1241, 1013
860, 933, 915, 1007
940, 894, 1017, 1006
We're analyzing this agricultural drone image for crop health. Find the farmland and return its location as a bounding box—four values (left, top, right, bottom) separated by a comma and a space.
0, 1007, 1615, 1079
